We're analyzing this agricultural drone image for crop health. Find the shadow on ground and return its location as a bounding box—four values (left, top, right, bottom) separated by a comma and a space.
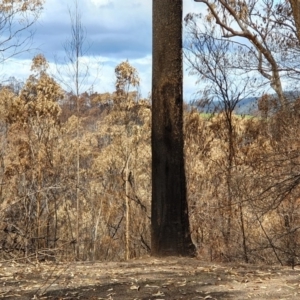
1, 257, 299, 299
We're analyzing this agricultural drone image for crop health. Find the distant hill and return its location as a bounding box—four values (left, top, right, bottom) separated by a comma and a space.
193, 97, 258, 115
193, 90, 300, 116
234, 97, 258, 115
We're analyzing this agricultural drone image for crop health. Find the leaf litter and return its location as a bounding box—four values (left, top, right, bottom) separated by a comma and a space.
0, 256, 299, 299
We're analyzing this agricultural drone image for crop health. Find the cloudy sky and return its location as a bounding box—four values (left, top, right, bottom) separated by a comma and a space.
2, 0, 205, 100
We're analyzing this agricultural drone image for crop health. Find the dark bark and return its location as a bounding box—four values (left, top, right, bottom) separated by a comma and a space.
151, 0, 196, 257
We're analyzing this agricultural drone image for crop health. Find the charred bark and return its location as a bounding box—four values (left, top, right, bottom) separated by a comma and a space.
151, 0, 196, 257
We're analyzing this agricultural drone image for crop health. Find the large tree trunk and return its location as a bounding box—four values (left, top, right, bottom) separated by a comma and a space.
290, 0, 300, 43
151, 0, 196, 257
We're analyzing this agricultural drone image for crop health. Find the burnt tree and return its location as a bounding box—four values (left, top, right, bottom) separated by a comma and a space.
151, 0, 196, 256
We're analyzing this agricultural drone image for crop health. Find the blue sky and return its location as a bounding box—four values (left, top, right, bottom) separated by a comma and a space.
1, 0, 205, 100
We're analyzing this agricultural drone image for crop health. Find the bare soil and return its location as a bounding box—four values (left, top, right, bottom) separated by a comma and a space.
0, 256, 300, 299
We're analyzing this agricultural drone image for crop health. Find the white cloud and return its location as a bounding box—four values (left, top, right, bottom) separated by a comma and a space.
0, 59, 32, 82
90, 0, 111, 5
0, 0, 206, 100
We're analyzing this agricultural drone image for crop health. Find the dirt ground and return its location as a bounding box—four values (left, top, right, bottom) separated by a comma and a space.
0, 256, 300, 299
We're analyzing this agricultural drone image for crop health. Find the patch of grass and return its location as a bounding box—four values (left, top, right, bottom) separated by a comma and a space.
199, 112, 213, 119
235, 114, 254, 119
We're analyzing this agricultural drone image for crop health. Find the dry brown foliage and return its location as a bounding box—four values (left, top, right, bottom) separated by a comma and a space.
0, 57, 300, 267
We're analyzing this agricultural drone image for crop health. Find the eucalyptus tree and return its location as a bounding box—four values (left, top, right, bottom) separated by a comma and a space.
55, 0, 95, 259
194, 0, 300, 109
184, 17, 258, 261
287, 0, 300, 42
152, 0, 195, 256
